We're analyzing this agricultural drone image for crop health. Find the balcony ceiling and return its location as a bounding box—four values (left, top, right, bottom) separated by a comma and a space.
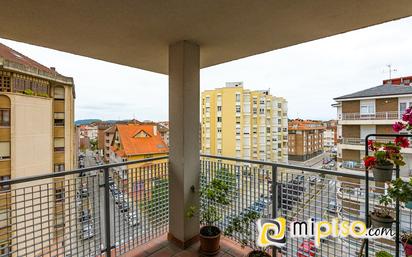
0, 1, 411, 74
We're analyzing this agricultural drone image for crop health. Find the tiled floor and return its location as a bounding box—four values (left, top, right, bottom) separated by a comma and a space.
119, 234, 253, 257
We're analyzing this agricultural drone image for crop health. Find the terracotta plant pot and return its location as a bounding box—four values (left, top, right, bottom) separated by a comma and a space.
372, 164, 394, 182
199, 225, 221, 255
402, 239, 412, 257
405, 201, 412, 209
247, 250, 271, 257
370, 212, 394, 228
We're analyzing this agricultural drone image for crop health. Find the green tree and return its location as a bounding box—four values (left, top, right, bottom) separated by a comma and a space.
142, 178, 168, 224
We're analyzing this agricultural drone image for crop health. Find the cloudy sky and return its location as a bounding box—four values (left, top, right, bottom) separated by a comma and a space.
1, 17, 412, 122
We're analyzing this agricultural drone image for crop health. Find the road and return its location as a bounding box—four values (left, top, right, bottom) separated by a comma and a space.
75, 150, 154, 256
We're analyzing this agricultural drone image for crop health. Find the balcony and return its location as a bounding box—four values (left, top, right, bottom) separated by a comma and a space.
340, 137, 412, 153
339, 112, 399, 125
0, 155, 410, 257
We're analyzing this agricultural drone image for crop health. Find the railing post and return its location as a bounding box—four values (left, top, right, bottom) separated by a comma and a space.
271, 164, 278, 257
103, 167, 112, 257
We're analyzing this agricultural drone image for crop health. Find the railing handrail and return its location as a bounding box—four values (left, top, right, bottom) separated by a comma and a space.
341, 111, 399, 120
0, 155, 169, 186
200, 154, 366, 179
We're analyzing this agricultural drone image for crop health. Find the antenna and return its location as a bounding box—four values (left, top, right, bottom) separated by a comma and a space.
385, 65, 397, 80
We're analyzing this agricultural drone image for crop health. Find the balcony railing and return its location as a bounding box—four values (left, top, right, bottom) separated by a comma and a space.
0, 155, 410, 257
341, 111, 399, 120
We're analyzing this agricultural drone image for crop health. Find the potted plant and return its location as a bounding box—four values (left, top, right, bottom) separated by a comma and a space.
370, 194, 394, 228
387, 178, 412, 209
363, 139, 406, 182
224, 210, 270, 257
401, 232, 412, 257
197, 170, 235, 255
375, 251, 393, 257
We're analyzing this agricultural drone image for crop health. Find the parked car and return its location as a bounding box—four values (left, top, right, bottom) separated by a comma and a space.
118, 201, 129, 212
77, 187, 89, 198
80, 223, 94, 240
297, 240, 318, 257
128, 212, 138, 226
327, 200, 338, 214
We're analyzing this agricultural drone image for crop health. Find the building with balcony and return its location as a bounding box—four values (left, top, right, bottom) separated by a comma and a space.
201, 82, 288, 163
0, 43, 75, 255
288, 119, 325, 161
334, 77, 412, 177
0, 2, 411, 257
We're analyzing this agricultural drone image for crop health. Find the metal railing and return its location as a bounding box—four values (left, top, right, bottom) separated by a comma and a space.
0, 156, 169, 257
341, 137, 412, 147
0, 153, 410, 257
200, 154, 412, 257
341, 111, 399, 120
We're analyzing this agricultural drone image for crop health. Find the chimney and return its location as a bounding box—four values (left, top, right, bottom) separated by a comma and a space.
153, 125, 157, 136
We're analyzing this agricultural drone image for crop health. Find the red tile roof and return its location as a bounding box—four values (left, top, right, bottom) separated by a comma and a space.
115, 124, 168, 156
0, 43, 57, 74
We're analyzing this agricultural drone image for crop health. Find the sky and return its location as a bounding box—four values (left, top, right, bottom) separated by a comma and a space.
1, 16, 412, 121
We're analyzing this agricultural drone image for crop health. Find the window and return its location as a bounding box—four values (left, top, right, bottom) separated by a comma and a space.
360, 100, 375, 114
0, 110, 10, 126
235, 93, 241, 102
54, 112, 64, 126
54, 138, 64, 152
205, 96, 210, 103
277, 103, 282, 108
205, 107, 210, 113
217, 117, 222, 122
0, 176, 10, 191
54, 86, 65, 100
236, 105, 241, 113
217, 106, 222, 111
55, 188, 65, 202
0, 71, 11, 92
54, 163, 65, 172
0, 142, 10, 159
259, 108, 264, 114
217, 128, 222, 133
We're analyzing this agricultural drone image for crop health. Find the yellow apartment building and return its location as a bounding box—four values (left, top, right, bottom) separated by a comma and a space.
201, 82, 288, 163
0, 43, 75, 255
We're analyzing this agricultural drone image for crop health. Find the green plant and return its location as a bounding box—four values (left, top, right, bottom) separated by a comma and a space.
141, 178, 168, 223
364, 140, 406, 168
375, 194, 393, 218
387, 178, 412, 203
23, 89, 34, 95
37, 92, 49, 97
199, 169, 235, 234
401, 232, 412, 243
375, 250, 393, 257
224, 210, 260, 247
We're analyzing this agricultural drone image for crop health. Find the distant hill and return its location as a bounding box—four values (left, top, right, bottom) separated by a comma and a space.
75, 119, 102, 125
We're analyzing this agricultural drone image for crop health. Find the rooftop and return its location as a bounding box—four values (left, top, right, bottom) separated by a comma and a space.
114, 124, 168, 156
334, 84, 412, 100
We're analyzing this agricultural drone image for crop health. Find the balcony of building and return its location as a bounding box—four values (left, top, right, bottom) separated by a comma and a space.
340, 137, 412, 154
339, 112, 400, 125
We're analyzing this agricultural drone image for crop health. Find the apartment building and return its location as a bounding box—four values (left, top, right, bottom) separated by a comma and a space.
0, 43, 75, 254
322, 120, 338, 151
334, 77, 412, 176
288, 119, 325, 161
201, 82, 288, 163
334, 77, 412, 254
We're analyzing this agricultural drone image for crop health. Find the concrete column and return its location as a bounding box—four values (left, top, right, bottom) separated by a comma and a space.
168, 41, 200, 247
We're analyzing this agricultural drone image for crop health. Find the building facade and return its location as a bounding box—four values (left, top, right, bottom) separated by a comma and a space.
334, 78, 412, 254
0, 43, 76, 254
322, 120, 338, 151
201, 82, 288, 163
288, 119, 325, 161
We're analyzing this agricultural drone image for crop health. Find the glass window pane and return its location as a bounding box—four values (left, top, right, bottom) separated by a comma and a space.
0, 142, 10, 158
